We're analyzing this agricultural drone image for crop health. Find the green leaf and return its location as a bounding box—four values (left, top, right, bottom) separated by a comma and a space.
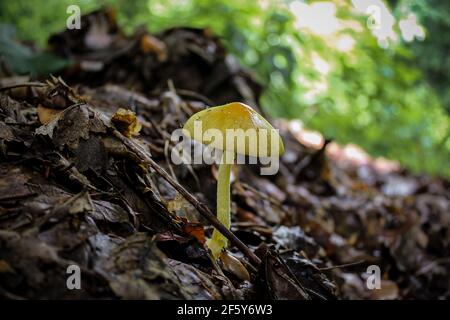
0, 24, 69, 76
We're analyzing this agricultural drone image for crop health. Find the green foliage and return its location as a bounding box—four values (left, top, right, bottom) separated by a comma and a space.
400, 0, 450, 112
0, 24, 69, 75
0, 0, 448, 177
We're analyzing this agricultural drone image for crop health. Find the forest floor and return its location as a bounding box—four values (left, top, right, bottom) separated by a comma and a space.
0, 8, 448, 299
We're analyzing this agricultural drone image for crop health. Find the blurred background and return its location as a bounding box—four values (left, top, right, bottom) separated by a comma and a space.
1, 0, 449, 178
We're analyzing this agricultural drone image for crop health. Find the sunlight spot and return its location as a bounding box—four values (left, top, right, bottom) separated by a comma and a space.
290, 1, 341, 36
312, 53, 330, 75
288, 120, 325, 149
399, 13, 425, 42
304, 80, 328, 102
336, 35, 356, 52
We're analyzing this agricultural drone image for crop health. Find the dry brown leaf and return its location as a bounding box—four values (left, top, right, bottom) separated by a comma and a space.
183, 223, 206, 246
37, 104, 62, 125
0, 260, 14, 273
111, 108, 142, 137
369, 280, 399, 300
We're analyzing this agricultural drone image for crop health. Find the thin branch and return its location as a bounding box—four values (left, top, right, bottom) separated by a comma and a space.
0, 82, 46, 92
319, 260, 365, 271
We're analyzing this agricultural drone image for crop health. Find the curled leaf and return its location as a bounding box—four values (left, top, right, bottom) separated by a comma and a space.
219, 251, 250, 281
111, 108, 142, 137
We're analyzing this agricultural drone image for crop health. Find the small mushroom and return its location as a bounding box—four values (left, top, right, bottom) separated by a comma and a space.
183, 102, 284, 259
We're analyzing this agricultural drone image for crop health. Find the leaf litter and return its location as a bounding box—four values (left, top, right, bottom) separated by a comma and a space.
0, 8, 449, 300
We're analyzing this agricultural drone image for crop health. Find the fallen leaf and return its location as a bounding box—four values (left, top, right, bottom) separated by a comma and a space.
369, 280, 399, 300
219, 251, 250, 281
260, 247, 310, 300
37, 104, 62, 125
0, 260, 14, 273
183, 222, 206, 245
111, 108, 142, 137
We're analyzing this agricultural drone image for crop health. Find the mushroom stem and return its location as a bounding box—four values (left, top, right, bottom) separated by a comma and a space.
207, 151, 234, 259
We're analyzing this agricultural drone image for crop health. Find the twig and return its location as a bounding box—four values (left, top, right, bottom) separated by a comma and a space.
415, 257, 450, 276
176, 89, 215, 107
318, 259, 365, 271
0, 82, 46, 91
110, 127, 262, 267
164, 139, 178, 181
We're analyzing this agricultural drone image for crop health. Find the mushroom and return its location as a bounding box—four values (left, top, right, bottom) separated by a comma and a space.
183, 102, 284, 259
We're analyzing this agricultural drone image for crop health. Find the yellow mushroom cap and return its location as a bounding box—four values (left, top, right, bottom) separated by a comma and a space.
183, 102, 284, 157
